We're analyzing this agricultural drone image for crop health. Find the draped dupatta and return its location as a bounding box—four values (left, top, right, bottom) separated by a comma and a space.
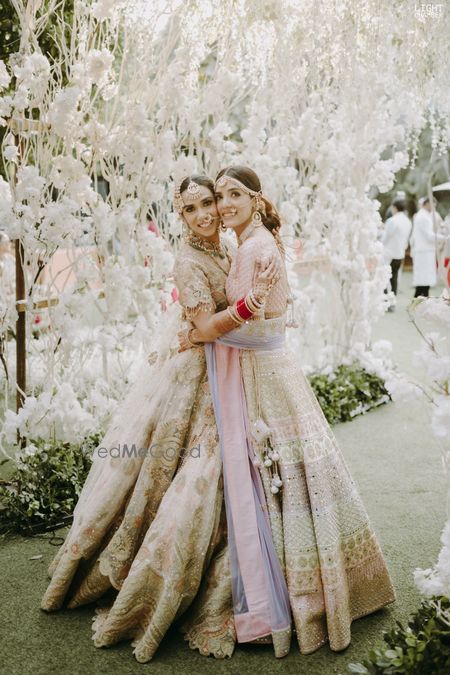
205, 329, 291, 658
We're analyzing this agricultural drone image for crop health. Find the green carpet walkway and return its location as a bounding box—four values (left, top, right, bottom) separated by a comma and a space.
0, 271, 447, 674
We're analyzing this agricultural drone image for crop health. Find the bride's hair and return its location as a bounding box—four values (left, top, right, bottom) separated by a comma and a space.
179, 175, 214, 194
215, 165, 282, 237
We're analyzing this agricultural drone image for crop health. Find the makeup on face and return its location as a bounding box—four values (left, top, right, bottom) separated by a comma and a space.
215, 186, 253, 231
181, 186, 220, 240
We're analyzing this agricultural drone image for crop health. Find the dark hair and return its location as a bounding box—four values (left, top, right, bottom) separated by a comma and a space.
422, 197, 430, 207
180, 174, 214, 195
215, 165, 282, 237
392, 198, 406, 212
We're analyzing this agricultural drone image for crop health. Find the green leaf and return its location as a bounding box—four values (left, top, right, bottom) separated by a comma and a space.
347, 664, 370, 674
385, 649, 400, 659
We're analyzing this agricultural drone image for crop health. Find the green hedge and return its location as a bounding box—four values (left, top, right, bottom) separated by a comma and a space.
0, 435, 98, 535
308, 363, 390, 425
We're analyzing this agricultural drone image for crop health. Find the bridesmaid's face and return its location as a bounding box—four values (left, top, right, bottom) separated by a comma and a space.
181, 185, 219, 240
215, 185, 253, 230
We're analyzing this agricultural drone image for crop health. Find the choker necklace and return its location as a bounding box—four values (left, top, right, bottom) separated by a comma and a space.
237, 218, 262, 246
185, 232, 226, 259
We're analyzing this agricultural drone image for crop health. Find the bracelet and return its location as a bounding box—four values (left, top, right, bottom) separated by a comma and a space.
187, 327, 201, 347
245, 289, 265, 312
235, 296, 253, 321
227, 306, 244, 326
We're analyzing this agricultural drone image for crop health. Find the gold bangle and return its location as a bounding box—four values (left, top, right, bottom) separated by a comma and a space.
187, 327, 201, 347
227, 305, 244, 325
247, 289, 265, 310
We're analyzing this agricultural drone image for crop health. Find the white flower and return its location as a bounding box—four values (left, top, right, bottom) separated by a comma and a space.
46, 86, 81, 137
383, 376, 422, 403
208, 121, 233, 148
414, 567, 446, 597
3, 145, 18, 162
280, 201, 299, 226
24, 443, 39, 457
86, 49, 114, 84
0, 60, 11, 89
92, 0, 117, 21
371, 340, 393, 360
414, 297, 450, 328
101, 83, 118, 101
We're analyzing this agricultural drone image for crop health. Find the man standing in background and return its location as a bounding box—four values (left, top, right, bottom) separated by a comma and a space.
382, 198, 412, 308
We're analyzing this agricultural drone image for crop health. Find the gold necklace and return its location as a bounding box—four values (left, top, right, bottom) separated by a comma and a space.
185, 233, 226, 258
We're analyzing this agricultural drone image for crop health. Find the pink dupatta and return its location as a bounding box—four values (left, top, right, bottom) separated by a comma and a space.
205, 330, 291, 655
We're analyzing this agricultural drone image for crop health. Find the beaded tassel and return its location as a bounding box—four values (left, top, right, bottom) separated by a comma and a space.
286, 292, 299, 328
251, 418, 283, 494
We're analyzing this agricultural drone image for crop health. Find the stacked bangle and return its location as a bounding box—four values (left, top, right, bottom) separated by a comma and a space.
233, 288, 266, 322
227, 306, 244, 326
235, 296, 253, 321
245, 289, 265, 312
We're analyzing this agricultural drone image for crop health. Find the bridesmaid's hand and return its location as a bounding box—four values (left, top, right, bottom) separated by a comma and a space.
253, 256, 281, 303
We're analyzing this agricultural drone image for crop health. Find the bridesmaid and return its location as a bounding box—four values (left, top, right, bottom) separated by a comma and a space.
179, 165, 396, 655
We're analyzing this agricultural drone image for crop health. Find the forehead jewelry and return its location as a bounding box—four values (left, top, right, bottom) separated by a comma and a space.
173, 179, 203, 214
215, 174, 260, 197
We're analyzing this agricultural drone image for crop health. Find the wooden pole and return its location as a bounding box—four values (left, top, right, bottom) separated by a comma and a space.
15, 238, 26, 414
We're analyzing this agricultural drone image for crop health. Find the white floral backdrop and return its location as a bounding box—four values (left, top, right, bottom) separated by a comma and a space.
0, 0, 449, 456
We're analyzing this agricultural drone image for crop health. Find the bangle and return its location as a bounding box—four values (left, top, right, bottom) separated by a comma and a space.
227, 306, 244, 326
187, 328, 201, 347
235, 296, 253, 320
245, 289, 265, 312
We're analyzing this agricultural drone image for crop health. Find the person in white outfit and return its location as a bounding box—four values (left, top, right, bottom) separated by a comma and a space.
382, 198, 412, 297
410, 197, 447, 297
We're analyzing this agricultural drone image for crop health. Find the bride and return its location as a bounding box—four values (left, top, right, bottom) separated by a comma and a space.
178, 165, 396, 656
40, 174, 279, 661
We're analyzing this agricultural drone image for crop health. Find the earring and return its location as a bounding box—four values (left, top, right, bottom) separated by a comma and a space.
251, 210, 263, 227
220, 220, 227, 232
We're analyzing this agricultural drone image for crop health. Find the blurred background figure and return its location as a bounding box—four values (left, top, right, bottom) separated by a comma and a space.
382, 197, 411, 310
410, 197, 447, 297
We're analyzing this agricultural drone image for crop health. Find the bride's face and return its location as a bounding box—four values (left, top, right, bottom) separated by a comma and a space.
181, 185, 219, 240
215, 184, 253, 231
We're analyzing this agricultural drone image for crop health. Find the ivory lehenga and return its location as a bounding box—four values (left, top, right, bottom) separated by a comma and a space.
41, 231, 395, 662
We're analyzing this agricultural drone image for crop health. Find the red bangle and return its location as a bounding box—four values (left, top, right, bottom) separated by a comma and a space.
235, 296, 253, 320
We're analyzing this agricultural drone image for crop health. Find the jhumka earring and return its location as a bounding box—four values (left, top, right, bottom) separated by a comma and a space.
251, 210, 263, 227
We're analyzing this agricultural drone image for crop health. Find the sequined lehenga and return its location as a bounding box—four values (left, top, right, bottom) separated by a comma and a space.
41, 240, 238, 661
209, 229, 395, 654
41, 231, 395, 663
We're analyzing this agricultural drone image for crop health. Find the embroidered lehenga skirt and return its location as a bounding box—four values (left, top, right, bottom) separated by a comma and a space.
41, 315, 395, 661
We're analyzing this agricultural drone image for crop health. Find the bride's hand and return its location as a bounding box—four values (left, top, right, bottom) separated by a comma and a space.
253, 255, 281, 303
